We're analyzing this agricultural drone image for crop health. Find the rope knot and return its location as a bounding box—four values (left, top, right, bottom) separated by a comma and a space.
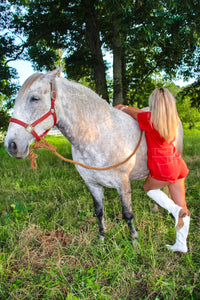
28, 150, 38, 169
28, 139, 57, 169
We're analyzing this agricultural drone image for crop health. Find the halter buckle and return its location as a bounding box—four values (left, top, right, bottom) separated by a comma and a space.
26, 124, 35, 133
51, 91, 56, 101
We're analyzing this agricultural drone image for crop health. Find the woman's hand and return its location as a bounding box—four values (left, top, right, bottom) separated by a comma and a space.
114, 104, 126, 110
114, 104, 142, 120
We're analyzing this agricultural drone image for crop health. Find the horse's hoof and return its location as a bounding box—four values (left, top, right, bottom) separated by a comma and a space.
98, 234, 104, 242
131, 238, 138, 249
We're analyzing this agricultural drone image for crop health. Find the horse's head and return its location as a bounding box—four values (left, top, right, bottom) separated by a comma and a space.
5, 68, 61, 159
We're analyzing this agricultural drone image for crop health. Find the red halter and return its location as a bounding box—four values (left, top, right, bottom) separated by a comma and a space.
9, 81, 57, 141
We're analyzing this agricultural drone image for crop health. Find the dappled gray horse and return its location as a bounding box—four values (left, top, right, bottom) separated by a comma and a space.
5, 68, 183, 241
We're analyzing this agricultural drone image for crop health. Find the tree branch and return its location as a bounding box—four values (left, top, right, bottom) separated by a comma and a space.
5, 29, 53, 65
131, 65, 157, 99
5, 43, 27, 65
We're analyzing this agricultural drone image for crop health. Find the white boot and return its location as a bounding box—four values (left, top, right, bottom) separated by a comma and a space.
166, 215, 190, 253
147, 189, 186, 230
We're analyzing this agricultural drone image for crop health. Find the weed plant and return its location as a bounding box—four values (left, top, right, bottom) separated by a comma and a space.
0, 132, 199, 299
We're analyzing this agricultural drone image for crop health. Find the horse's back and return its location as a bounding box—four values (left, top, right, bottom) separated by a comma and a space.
107, 107, 184, 182
71, 101, 183, 187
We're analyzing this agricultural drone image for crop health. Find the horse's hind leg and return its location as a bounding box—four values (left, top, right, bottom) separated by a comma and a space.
117, 179, 138, 241
87, 184, 105, 240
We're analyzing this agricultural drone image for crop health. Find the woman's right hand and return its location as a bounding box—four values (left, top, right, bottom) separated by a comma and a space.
114, 104, 126, 110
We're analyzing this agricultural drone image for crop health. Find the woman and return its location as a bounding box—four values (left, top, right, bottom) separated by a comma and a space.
115, 88, 190, 253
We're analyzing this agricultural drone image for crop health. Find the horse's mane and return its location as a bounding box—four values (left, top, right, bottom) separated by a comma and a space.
63, 78, 109, 109
17, 73, 43, 101
70, 80, 101, 99
16, 72, 109, 114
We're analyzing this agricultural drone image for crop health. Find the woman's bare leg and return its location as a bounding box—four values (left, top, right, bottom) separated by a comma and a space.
168, 178, 189, 215
167, 178, 190, 253
144, 175, 169, 193
144, 175, 186, 230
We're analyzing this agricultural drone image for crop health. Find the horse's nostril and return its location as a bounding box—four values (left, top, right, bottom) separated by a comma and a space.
11, 142, 17, 150
9, 141, 18, 154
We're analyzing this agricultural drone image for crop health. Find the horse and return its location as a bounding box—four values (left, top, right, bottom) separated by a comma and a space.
4, 68, 183, 243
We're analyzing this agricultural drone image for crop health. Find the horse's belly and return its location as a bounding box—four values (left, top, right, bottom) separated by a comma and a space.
129, 161, 149, 180
71, 137, 149, 188
129, 140, 149, 180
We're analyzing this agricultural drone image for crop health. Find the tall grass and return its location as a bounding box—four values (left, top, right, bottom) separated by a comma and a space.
0, 132, 199, 299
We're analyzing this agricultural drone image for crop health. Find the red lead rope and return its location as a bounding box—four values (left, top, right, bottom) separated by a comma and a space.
9, 82, 57, 141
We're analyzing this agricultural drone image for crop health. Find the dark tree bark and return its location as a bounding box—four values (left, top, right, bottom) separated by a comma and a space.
121, 46, 128, 104
83, 0, 109, 102
112, 20, 124, 106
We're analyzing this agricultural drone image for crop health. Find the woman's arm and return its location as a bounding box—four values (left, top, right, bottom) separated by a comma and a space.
114, 104, 143, 120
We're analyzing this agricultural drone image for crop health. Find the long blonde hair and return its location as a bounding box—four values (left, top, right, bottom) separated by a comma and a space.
149, 88, 180, 142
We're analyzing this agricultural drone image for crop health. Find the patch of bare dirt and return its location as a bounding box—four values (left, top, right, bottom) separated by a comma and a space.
9, 224, 76, 272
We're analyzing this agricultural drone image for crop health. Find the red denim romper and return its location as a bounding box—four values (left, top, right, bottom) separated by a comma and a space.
137, 112, 189, 183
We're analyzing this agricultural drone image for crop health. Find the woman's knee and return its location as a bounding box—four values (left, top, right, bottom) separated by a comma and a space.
144, 183, 150, 193
144, 175, 169, 193
143, 175, 152, 193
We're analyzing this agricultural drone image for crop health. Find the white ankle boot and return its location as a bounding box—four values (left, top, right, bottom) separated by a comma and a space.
147, 189, 186, 230
166, 215, 190, 253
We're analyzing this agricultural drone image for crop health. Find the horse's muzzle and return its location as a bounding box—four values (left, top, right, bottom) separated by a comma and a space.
5, 138, 29, 159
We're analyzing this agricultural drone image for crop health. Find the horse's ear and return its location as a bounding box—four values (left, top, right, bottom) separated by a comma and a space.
45, 65, 65, 82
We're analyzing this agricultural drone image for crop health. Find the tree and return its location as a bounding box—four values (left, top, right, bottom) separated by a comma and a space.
0, 62, 17, 131
123, 0, 200, 106
5, 0, 109, 101
1, 0, 200, 108
0, 1, 19, 130
177, 80, 200, 107
80, 0, 109, 100
176, 96, 200, 128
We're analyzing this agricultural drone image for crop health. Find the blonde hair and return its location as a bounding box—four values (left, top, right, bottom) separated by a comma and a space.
149, 88, 180, 142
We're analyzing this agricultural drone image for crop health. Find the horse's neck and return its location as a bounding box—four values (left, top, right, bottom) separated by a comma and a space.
56, 79, 110, 146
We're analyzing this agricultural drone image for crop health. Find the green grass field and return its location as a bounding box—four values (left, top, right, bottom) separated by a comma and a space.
0, 132, 199, 299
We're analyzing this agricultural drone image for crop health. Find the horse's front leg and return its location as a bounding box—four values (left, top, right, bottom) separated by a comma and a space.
117, 178, 138, 241
87, 184, 105, 241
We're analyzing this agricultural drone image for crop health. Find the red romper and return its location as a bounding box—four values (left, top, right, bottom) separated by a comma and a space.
137, 112, 189, 183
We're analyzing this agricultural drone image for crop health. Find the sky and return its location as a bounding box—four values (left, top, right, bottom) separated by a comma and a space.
8, 52, 114, 86
8, 56, 195, 87
8, 60, 36, 85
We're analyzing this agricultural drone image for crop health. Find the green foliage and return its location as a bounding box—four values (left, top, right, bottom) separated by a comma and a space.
0, 2, 19, 120
0, 134, 199, 299
126, 75, 183, 107
178, 80, 200, 107
0, 1, 19, 98
0, 109, 10, 133
177, 96, 200, 128
1, 0, 200, 105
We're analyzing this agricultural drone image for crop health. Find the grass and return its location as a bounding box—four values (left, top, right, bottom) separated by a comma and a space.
0, 131, 200, 299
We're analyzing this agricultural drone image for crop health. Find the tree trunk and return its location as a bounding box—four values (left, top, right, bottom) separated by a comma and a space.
83, 0, 109, 102
112, 21, 124, 106
121, 46, 128, 104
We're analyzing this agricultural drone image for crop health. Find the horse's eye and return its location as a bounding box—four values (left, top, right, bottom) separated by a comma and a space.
30, 96, 40, 102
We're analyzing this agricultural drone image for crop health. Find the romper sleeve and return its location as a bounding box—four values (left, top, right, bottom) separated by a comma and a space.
137, 112, 151, 132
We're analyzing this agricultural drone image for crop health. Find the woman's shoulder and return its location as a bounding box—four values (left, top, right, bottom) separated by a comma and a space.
138, 111, 151, 121
137, 111, 151, 132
